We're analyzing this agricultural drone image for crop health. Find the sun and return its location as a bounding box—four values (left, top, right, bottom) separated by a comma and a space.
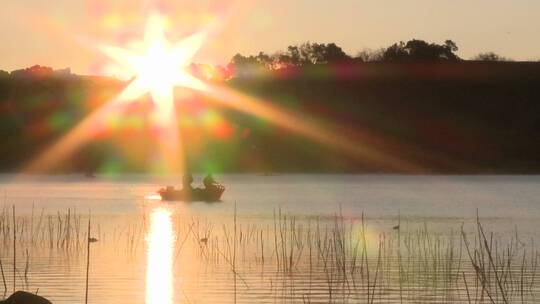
97, 13, 211, 172
99, 13, 208, 122
23, 12, 218, 174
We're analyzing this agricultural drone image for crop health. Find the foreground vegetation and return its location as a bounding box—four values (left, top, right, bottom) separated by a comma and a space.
0, 206, 538, 303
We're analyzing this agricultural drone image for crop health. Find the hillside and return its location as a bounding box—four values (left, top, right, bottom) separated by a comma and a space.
1, 62, 539, 173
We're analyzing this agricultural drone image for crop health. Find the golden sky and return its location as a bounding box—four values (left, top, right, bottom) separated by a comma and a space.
1, 0, 539, 74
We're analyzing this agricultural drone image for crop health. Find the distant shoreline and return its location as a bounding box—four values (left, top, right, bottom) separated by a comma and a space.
1, 61, 540, 174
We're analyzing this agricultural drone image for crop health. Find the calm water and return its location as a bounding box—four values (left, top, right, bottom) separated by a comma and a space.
0, 174, 539, 303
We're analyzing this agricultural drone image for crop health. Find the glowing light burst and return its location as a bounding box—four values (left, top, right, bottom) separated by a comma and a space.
99, 13, 208, 172
146, 208, 175, 304
25, 13, 209, 173
24, 11, 425, 174
100, 13, 208, 100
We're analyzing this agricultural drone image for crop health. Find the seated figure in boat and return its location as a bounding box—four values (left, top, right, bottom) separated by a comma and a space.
203, 173, 218, 190
182, 173, 194, 191
158, 172, 224, 201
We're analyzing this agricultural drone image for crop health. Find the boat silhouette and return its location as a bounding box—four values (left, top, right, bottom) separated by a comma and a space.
158, 184, 225, 202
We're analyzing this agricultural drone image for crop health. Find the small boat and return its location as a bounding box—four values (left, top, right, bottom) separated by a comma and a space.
158, 184, 225, 202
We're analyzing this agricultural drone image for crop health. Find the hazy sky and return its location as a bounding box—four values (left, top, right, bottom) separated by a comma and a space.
1, 0, 539, 75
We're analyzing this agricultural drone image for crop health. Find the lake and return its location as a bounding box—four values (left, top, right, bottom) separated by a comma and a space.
0, 174, 539, 303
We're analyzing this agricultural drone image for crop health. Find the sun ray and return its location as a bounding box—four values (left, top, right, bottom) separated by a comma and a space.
144, 14, 168, 47
200, 84, 426, 172
171, 32, 208, 66
23, 11, 429, 175
24, 12, 207, 173
99, 45, 141, 70
24, 93, 133, 173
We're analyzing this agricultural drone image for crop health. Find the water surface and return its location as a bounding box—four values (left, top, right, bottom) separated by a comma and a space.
0, 174, 539, 303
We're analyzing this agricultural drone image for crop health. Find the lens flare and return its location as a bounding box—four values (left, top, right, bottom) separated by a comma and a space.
23, 10, 428, 175
24, 13, 210, 173
198, 83, 425, 172
98, 13, 209, 173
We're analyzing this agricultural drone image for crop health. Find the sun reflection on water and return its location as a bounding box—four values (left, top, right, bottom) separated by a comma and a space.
146, 207, 175, 304
144, 194, 162, 200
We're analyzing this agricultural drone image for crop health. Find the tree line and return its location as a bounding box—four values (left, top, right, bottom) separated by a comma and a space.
228, 39, 521, 76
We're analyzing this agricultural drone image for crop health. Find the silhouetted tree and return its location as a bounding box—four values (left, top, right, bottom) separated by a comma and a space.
473, 52, 511, 61
231, 52, 273, 68
11, 65, 54, 78
313, 43, 351, 64
230, 52, 274, 76
382, 39, 460, 62
381, 42, 408, 62
275, 42, 351, 67
230, 42, 352, 74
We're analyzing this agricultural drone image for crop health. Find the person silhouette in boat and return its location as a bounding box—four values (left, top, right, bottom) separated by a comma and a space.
182, 172, 194, 191
203, 173, 218, 191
